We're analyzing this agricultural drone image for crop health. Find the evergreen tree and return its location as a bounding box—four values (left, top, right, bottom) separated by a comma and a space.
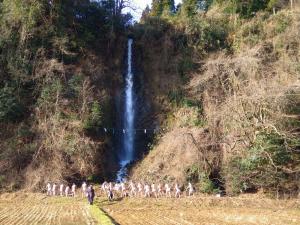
141, 5, 151, 21
181, 0, 200, 16
151, 0, 163, 16
150, 0, 175, 16
162, 0, 176, 14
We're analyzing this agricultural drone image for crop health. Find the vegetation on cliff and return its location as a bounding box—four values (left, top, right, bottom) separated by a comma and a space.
0, 0, 130, 190
0, 0, 299, 197
132, 0, 300, 196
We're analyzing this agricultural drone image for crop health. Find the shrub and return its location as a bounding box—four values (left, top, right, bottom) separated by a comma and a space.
185, 165, 219, 194
273, 12, 292, 34
0, 85, 24, 122
224, 131, 300, 195
83, 101, 103, 131
199, 174, 219, 194
67, 74, 84, 98
38, 80, 63, 107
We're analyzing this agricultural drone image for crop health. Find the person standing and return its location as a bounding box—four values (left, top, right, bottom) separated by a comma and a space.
52, 183, 57, 196
175, 183, 181, 198
46, 183, 52, 196
157, 183, 162, 197
65, 185, 70, 197
59, 184, 64, 197
81, 182, 87, 198
137, 182, 143, 197
165, 183, 171, 198
151, 183, 157, 198
71, 183, 76, 197
87, 185, 95, 205
187, 182, 194, 197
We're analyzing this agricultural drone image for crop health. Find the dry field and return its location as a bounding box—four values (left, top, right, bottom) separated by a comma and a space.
0, 192, 100, 225
98, 194, 300, 225
1, 193, 300, 225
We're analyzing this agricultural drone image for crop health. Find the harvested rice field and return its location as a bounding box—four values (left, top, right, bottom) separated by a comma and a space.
0, 193, 102, 225
0, 193, 300, 225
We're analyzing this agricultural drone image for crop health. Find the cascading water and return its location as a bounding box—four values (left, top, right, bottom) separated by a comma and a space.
116, 39, 135, 181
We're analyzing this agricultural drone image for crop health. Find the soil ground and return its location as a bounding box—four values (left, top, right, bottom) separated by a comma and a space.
0, 193, 300, 225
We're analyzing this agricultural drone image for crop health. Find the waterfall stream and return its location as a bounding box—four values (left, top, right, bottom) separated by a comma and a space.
116, 39, 135, 181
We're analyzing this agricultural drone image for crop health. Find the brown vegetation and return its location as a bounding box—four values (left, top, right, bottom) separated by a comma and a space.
131, 7, 300, 196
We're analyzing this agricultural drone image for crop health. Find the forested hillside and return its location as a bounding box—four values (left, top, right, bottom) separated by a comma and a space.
0, 0, 130, 190
131, 0, 300, 196
0, 0, 299, 197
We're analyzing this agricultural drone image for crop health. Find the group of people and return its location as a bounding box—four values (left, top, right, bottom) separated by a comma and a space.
46, 182, 95, 205
46, 180, 195, 204
101, 181, 195, 200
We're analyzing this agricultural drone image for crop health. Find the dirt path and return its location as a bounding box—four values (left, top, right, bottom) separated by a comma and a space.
0, 193, 98, 225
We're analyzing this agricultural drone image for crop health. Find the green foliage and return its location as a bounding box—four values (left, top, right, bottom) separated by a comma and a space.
224, 131, 300, 195
84, 101, 103, 131
185, 165, 218, 193
233, 17, 265, 49
168, 90, 184, 105
273, 12, 292, 34
151, 0, 164, 16
134, 17, 171, 41
214, 0, 280, 17
67, 74, 84, 98
177, 55, 194, 82
267, 0, 289, 11
151, 0, 176, 16
0, 85, 24, 122
181, 0, 201, 17
185, 16, 230, 55
199, 174, 219, 194
185, 164, 202, 182
38, 80, 63, 107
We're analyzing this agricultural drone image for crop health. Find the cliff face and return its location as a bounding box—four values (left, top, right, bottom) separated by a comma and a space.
130, 7, 300, 196
0, 1, 299, 197
0, 0, 129, 190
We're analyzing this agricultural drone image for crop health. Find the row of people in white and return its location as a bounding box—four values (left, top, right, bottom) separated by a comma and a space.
46, 183, 77, 197
101, 181, 194, 199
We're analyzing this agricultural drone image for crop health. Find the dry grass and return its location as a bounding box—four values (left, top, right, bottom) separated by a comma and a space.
131, 128, 210, 183
100, 194, 300, 225
1, 193, 299, 225
0, 192, 98, 225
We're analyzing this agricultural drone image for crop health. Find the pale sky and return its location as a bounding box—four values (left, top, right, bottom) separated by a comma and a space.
124, 0, 183, 21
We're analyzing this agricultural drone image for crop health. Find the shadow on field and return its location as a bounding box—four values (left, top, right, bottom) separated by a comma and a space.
101, 209, 120, 225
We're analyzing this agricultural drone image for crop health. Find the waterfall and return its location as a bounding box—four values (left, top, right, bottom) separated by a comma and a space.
116, 39, 135, 181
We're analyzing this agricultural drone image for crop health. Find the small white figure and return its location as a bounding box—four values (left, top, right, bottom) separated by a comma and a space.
46, 183, 52, 196
59, 184, 64, 197
81, 182, 87, 198
175, 183, 181, 198
144, 184, 151, 198
65, 186, 70, 197
151, 183, 157, 198
52, 183, 57, 196
165, 183, 171, 198
71, 183, 76, 197
187, 182, 194, 197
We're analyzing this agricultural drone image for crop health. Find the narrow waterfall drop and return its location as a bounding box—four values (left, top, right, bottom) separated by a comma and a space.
116, 39, 135, 181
